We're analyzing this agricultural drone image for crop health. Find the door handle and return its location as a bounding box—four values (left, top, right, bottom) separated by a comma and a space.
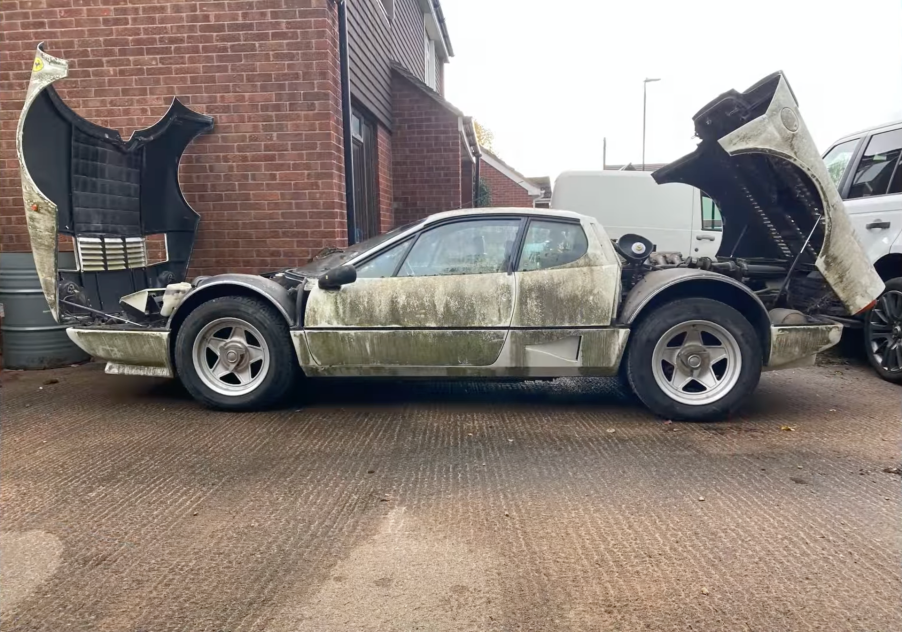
866, 220, 891, 230
695, 235, 716, 241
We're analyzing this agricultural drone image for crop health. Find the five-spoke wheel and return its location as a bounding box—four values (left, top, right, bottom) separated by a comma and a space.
192, 318, 270, 396
651, 320, 742, 406
176, 296, 296, 410
626, 297, 761, 421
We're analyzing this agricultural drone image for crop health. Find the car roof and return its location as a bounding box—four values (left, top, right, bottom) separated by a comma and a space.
423, 207, 589, 224
830, 118, 902, 145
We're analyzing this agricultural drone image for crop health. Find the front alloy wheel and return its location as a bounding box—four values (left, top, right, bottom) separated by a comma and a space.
192, 318, 270, 396
865, 279, 902, 383
176, 296, 297, 410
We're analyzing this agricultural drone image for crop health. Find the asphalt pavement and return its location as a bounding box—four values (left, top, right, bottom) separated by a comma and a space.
1, 361, 900, 631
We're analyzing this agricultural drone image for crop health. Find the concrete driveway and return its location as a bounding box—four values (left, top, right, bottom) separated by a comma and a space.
1, 362, 900, 631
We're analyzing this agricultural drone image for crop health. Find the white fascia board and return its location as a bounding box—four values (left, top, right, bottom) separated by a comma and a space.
418, 0, 449, 61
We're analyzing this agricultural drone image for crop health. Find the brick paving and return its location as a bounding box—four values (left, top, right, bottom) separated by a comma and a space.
1, 362, 900, 631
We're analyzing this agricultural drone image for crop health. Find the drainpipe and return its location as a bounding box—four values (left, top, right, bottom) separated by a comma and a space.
470, 119, 482, 208
337, 0, 356, 244
473, 153, 481, 207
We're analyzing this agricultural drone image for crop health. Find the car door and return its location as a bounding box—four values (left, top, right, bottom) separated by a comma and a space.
502, 217, 626, 376
690, 189, 723, 257
839, 129, 902, 267
302, 217, 523, 373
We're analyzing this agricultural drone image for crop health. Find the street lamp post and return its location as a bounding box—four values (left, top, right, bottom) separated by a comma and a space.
642, 77, 661, 171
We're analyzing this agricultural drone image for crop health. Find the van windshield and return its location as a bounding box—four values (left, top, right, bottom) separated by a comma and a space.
823, 139, 860, 187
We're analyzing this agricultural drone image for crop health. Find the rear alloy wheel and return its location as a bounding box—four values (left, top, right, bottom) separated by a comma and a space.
176, 296, 297, 410
626, 298, 762, 421
864, 278, 902, 383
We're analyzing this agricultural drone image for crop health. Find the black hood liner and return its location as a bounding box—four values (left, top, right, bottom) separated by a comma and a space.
21, 86, 213, 312
652, 72, 822, 263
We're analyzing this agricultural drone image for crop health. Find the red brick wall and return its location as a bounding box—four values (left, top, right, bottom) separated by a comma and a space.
0, 0, 347, 277
480, 159, 534, 208
375, 122, 393, 231
390, 72, 460, 226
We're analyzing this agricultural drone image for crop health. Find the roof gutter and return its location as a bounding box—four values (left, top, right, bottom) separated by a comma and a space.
432, 1, 454, 57
419, 0, 451, 61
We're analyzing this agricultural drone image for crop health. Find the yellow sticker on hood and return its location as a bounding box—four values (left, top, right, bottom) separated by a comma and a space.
33, 57, 44, 72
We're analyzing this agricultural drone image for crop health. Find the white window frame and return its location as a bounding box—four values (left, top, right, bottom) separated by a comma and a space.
424, 22, 437, 89
379, 0, 393, 22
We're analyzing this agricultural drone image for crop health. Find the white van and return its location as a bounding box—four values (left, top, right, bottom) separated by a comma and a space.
550, 170, 723, 258
823, 120, 902, 382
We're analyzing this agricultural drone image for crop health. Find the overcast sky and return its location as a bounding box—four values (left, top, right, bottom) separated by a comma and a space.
442, 0, 902, 180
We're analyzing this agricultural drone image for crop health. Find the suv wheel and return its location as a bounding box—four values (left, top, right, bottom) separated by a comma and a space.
626, 298, 762, 421
864, 278, 902, 383
175, 296, 297, 410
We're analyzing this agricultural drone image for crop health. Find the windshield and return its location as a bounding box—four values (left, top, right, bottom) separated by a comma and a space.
822, 138, 860, 188
294, 219, 425, 274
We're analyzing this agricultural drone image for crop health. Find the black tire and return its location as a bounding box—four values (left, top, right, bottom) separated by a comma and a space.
864, 277, 902, 383
626, 297, 762, 422
175, 295, 297, 410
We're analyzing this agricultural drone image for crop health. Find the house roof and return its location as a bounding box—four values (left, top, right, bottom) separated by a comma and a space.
604, 162, 669, 172
391, 61, 464, 117
481, 148, 543, 197
392, 62, 478, 159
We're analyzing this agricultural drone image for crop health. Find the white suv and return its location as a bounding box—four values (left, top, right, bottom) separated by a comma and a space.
824, 121, 902, 382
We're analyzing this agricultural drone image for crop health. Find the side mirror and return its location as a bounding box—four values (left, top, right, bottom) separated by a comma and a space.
318, 263, 357, 290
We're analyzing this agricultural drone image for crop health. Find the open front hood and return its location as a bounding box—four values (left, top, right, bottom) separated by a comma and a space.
653, 72, 883, 315
17, 44, 213, 322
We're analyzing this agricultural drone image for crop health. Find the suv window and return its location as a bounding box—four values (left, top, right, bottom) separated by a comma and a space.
518, 220, 588, 271
399, 219, 521, 277
847, 129, 902, 199
823, 139, 860, 188
700, 193, 723, 231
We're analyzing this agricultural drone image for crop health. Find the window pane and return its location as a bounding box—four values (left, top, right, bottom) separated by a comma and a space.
890, 160, 902, 195
518, 220, 588, 272
700, 193, 723, 232
847, 130, 902, 199
400, 219, 521, 277
356, 240, 408, 278
823, 139, 859, 188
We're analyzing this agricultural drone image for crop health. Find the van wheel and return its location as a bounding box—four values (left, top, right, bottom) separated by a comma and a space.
175, 296, 297, 410
626, 298, 762, 421
864, 278, 902, 383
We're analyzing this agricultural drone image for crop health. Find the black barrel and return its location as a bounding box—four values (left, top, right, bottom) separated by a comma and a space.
0, 252, 89, 369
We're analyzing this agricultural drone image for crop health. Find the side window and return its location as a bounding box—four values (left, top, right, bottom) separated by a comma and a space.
847, 129, 902, 199
399, 219, 521, 277
517, 220, 588, 272
700, 193, 723, 231
823, 138, 860, 188
356, 240, 409, 279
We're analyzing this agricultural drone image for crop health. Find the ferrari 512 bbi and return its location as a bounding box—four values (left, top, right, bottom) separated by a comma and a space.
17, 45, 883, 421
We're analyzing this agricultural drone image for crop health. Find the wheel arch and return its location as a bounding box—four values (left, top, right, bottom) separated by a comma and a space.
166, 275, 297, 370
874, 253, 902, 282
620, 270, 771, 362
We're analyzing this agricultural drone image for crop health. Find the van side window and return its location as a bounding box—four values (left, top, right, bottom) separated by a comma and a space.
700, 193, 723, 231
847, 129, 902, 199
